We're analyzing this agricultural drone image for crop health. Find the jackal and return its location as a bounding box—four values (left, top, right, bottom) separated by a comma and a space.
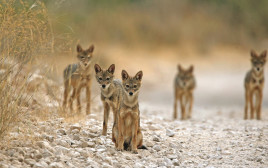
174, 65, 196, 120
62, 44, 94, 114
115, 70, 146, 154
244, 50, 266, 120
94, 64, 123, 136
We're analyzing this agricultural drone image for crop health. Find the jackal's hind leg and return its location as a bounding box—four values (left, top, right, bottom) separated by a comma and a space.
244, 89, 249, 120
86, 86, 91, 115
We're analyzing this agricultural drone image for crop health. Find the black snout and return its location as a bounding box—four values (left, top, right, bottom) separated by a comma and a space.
102, 85, 106, 89
129, 92, 133, 96
183, 82, 186, 85
257, 67, 260, 71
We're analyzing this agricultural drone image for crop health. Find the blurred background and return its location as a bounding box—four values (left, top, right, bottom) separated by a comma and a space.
1, 0, 268, 119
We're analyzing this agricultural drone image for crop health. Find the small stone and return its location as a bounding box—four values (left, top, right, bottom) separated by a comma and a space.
153, 136, 160, 142
173, 159, 180, 166
56, 140, 69, 148
88, 133, 98, 138
71, 129, 80, 134
167, 155, 177, 160
70, 124, 81, 131
146, 141, 154, 147
88, 142, 95, 148
125, 156, 131, 160
166, 129, 175, 137
24, 158, 36, 166
148, 125, 159, 131
153, 145, 161, 152
57, 129, 66, 135
72, 134, 80, 141
49, 162, 64, 168
97, 148, 106, 152
36, 141, 50, 149
80, 141, 88, 148
35, 154, 42, 160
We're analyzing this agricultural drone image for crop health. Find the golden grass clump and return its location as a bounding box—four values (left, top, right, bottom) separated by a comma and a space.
0, 0, 55, 139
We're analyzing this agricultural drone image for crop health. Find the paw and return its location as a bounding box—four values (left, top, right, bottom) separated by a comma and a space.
132, 150, 138, 154
116, 147, 123, 151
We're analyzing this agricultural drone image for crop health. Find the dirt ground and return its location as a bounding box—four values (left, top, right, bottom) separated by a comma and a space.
0, 47, 267, 167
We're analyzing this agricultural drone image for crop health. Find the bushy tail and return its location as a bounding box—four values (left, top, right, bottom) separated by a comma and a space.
124, 142, 148, 150
138, 145, 148, 150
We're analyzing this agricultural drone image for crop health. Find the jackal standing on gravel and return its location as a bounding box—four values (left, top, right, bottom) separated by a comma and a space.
174, 65, 196, 120
115, 70, 146, 154
244, 50, 266, 120
63, 44, 94, 114
94, 64, 123, 136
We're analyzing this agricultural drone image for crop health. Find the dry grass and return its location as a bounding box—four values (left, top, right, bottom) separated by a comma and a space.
0, 0, 64, 140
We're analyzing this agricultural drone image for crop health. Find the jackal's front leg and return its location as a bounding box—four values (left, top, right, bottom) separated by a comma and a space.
86, 86, 91, 115
256, 90, 263, 120
249, 91, 254, 119
131, 114, 139, 154
69, 88, 77, 112
173, 88, 178, 119
187, 92, 193, 119
117, 112, 124, 151
63, 81, 69, 110
76, 86, 83, 113
180, 96, 186, 120
102, 102, 110, 136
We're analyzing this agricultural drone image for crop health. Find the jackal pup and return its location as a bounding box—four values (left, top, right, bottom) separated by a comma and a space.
94, 64, 123, 136
244, 50, 266, 120
115, 70, 146, 154
174, 65, 196, 120
63, 44, 94, 114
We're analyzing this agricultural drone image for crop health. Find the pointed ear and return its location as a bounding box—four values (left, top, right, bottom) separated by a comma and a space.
178, 64, 182, 72
260, 50, 267, 59
77, 44, 83, 53
121, 70, 129, 81
188, 65, 194, 73
107, 64, 115, 74
87, 44, 94, 54
94, 64, 102, 74
135, 71, 143, 81
250, 50, 257, 58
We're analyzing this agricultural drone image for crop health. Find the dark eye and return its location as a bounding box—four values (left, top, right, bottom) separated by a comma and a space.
106, 77, 110, 81
134, 85, 137, 88
126, 84, 129, 88
81, 56, 85, 59
99, 77, 102, 81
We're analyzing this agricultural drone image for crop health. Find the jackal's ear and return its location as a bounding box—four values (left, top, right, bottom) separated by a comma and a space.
188, 65, 194, 73
108, 64, 115, 74
77, 44, 83, 53
87, 45, 94, 54
178, 64, 182, 72
94, 64, 102, 74
121, 70, 129, 81
135, 71, 143, 81
250, 50, 257, 58
260, 50, 267, 59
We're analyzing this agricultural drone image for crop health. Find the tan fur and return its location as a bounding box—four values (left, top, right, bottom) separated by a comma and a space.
244, 50, 266, 120
94, 64, 123, 136
174, 65, 196, 120
115, 70, 144, 154
62, 44, 94, 114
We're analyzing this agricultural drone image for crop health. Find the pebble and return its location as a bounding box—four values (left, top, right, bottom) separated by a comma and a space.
166, 129, 175, 137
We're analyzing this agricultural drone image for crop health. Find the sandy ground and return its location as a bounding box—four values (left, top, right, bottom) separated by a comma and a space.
1, 47, 268, 167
